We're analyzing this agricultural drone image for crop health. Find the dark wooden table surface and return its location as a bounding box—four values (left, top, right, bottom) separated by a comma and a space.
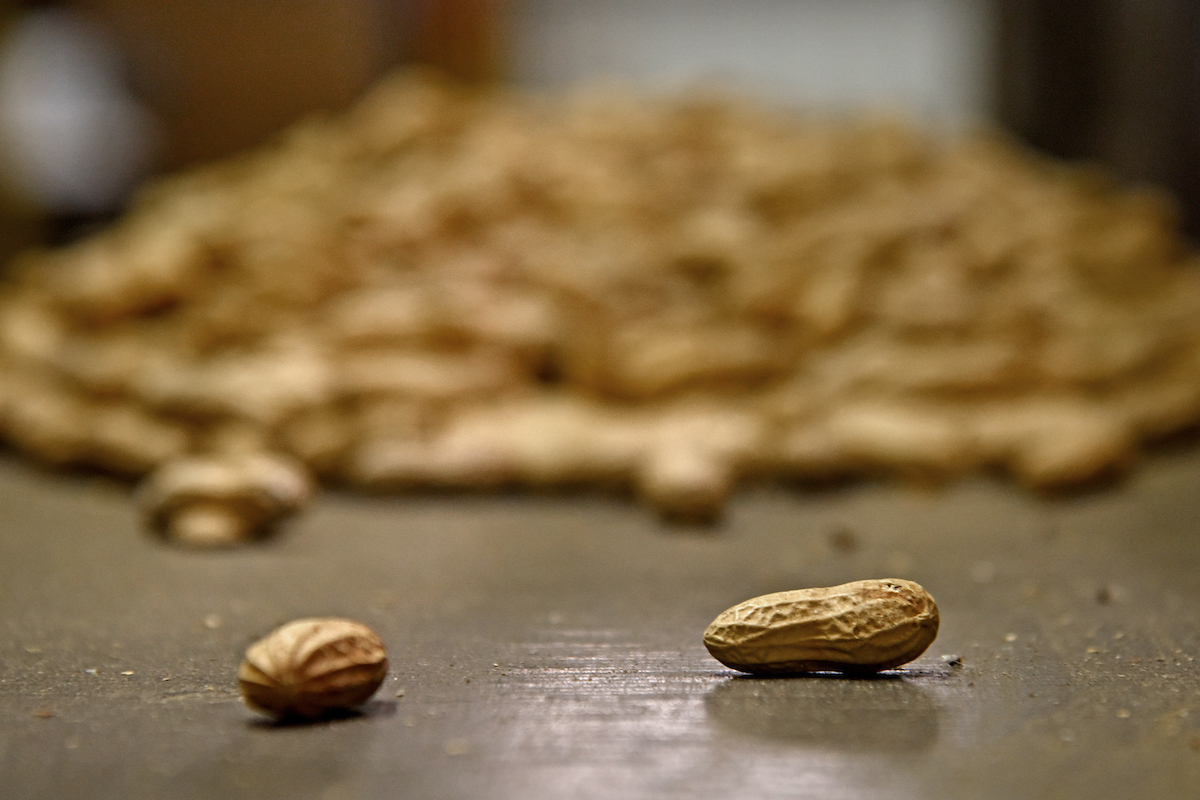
3, 444, 1199, 799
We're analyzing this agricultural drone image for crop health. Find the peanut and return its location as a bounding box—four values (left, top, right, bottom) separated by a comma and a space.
238, 618, 388, 719
703, 579, 939, 674
3, 70, 1200, 536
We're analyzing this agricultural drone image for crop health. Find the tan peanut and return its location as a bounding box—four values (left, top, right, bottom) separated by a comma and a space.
238, 618, 388, 719
703, 579, 939, 674
140, 453, 314, 547
3, 70, 1200, 536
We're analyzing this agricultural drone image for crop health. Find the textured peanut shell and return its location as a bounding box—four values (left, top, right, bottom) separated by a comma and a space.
238, 618, 388, 718
703, 579, 939, 674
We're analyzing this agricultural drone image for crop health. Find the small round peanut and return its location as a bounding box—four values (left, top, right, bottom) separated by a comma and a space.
238, 618, 388, 719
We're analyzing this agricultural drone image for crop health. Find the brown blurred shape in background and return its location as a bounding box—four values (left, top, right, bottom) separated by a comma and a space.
0, 1, 1197, 235
73, 0, 504, 169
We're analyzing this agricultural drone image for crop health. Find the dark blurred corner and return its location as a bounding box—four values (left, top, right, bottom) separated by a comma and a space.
996, 0, 1200, 237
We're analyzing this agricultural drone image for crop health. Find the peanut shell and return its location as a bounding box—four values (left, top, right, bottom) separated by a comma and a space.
703, 579, 939, 674
238, 617, 388, 718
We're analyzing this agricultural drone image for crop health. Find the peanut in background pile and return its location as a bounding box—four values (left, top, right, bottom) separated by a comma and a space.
2, 70, 1199, 522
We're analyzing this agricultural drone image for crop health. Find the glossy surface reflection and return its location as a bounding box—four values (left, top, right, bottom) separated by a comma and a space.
3, 446, 1200, 798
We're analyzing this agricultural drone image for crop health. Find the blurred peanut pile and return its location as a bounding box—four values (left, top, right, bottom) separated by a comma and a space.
3, 70, 1200, 537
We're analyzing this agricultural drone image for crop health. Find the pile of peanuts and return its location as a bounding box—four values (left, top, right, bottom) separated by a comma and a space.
2, 69, 1200, 531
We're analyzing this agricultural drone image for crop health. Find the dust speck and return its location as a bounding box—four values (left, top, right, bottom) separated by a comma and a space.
443, 737, 470, 756
827, 525, 858, 553
970, 561, 995, 584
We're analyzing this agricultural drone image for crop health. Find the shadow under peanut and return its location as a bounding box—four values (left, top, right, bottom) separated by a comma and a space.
704, 673, 939, 752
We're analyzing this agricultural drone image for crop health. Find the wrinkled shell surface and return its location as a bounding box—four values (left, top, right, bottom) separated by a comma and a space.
703, 579, 939, 674
238, 617, 388, 718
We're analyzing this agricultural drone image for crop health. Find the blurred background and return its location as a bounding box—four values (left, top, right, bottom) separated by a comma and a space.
0, 0, 1196, 256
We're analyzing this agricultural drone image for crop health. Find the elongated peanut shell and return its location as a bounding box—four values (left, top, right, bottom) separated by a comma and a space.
703, 579, 939, 674
238, 617, 388, 718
